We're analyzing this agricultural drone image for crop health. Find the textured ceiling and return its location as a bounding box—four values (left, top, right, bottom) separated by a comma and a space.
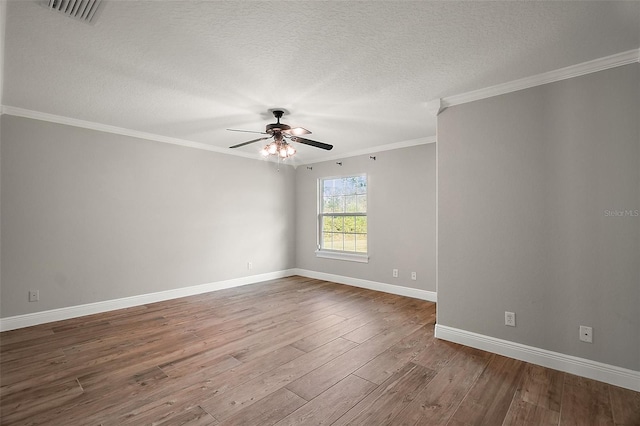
3, 1, 639, 164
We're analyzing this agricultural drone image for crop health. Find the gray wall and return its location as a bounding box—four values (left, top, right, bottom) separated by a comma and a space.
295, 144, 436, 293
438, 64, 639, 371
0, 115, 296, 318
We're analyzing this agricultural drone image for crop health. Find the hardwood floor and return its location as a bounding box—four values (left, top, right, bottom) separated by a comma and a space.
1, 276, 638, 425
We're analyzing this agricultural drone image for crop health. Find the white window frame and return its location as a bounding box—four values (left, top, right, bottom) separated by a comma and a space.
316, 174, 369, 263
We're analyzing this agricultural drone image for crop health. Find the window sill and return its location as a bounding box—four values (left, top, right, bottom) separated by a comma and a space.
315, 250, 369, 263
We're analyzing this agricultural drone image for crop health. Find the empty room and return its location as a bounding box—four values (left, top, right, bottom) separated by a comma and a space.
0, 1, 638, 425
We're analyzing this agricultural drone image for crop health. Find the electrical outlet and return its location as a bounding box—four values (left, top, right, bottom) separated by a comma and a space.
411, 272, 417, 280
505, 311, 516, 327
392, 269, 398, 278
579, 325, 593, 343
28, 290, 39, 302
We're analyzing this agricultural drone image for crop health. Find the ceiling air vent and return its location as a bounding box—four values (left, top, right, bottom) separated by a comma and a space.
45, 0, 103, 24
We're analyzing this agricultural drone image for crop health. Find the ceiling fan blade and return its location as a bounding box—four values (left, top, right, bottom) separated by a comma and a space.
283, 127, 311, 136
291, 136, 333, 151
227, 128, 268, 134
229, 136, 271, 149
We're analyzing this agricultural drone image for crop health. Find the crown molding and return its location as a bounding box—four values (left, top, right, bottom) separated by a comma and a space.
299, 135, 436, 166
425, 98, 442, 117
1, 105, 435, 165
0, 105, 263, 161
441, 48, 640, 109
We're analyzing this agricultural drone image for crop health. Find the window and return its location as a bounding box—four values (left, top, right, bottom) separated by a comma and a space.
317, 174, 368, 262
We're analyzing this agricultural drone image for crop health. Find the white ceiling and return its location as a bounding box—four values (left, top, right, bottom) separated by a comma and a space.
3, 1, 639, 164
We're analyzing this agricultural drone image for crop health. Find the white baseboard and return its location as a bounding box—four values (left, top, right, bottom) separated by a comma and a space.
1, 269, 435, 332
0, 269, 296, 332
435, 324, 640, 392
293, 268, 437, 302
5, 271, 635, 393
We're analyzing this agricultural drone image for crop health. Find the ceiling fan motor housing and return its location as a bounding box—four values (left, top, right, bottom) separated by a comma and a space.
227, 108, 332, 151
266, 123, 291, 133
266, 110, 289, 134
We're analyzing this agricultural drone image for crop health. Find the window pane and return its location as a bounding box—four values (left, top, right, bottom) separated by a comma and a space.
322, 216, 333, 232
323, 233, 333, 250
344, 233, 356, 252
356, 177, 367, 194
322, 197, 332, 213
355, 234, 367, 253
345, 177, 356, 195
345, 195, 357, 213
356, 195, 367, 212
344, 216, 355, 233
332, 233, 344, 251
323, 181, 334, 197
333, 179, 344, 196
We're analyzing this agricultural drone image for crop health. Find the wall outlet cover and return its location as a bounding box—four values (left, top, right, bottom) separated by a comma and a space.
505, 311, 516, 327
579, 325, 593, 343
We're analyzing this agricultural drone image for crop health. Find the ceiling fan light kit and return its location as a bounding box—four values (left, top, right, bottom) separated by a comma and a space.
228, 110, 333, 160
260, 139, 296, 159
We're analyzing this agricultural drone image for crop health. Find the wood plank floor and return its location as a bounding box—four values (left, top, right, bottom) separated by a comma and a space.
1, 276, 639, 425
